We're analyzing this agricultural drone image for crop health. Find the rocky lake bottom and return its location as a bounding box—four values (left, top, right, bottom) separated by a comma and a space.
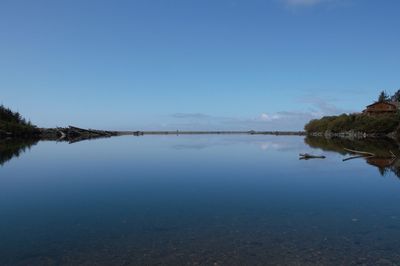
1, 135, 400, 265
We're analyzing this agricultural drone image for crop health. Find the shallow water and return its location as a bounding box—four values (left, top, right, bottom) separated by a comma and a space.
1, 135, 400, 265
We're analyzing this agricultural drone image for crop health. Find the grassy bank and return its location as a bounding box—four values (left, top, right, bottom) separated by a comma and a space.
304, 113, 400, 135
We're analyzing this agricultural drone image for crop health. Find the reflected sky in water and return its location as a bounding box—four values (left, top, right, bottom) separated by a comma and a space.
1, 135, 400, 265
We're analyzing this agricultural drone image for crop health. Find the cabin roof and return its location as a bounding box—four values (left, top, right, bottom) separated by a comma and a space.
366, 101, 399, 108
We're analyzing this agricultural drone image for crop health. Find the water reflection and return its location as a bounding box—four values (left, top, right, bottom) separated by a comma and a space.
171, 136, 304, 152
2, 135, 400, 264
0, 138, 38, 166
305, 136, 400, 177
0, 134, 117, 167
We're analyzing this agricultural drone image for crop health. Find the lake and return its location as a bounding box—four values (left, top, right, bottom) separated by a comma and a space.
1, 135, 400, 265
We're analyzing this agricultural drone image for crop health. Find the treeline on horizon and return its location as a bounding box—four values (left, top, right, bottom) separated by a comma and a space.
305, 113, 400, 134
0, 105, 39, 137
305, 90, 400, 134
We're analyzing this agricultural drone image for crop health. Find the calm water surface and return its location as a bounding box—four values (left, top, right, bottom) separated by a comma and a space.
1, 135, 400, 265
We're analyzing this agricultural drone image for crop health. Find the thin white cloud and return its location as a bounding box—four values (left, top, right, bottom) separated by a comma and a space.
165, 96, 353, 131
298, 96, 355, 115
168, 111, 317, 131
260, 113, 281, 121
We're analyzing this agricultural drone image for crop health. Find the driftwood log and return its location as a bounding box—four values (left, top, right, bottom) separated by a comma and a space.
299, 153, 326, 159
342, 155, 371, 162
344, 148, 376, 157
343, 148, 397, 162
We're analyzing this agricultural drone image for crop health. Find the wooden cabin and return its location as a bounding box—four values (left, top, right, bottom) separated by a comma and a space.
363, 101, 399, 115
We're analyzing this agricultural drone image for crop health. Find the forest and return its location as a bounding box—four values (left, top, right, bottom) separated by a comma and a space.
0, 105, 40, 137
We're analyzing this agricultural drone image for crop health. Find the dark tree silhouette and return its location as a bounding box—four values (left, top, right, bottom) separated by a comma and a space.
391, 89, 400, 102
0, 105, 39, 137
0, 139, 38, 166
378, 90, 390, 102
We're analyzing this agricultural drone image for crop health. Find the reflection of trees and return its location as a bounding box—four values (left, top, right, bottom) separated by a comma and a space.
0, 139, 39, 166
305, 136, 400, 178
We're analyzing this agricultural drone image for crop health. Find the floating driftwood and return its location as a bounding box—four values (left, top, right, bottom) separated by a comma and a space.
342, 155, 374, 162
299, 153, 326, 160
343, 148, 397, 163
344, 148, 376, 157
343, 148, 376, 161
65, 126, 119, 143
39, 126, 120, 143
343, 148, 398, 162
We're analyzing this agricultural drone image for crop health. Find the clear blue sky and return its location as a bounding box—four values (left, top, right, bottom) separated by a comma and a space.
1, 0, 399, 130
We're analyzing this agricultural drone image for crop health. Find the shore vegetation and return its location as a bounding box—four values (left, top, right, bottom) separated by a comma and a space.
305, 90, 400, 135
304, 113, 400, 134
0, 105, 40, 137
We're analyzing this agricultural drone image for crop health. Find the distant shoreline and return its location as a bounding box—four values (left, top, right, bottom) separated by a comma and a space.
118, 130, 306, 136
13, 127, 306, 143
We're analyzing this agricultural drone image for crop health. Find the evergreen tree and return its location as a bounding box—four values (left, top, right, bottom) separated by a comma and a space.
0, 105, 39, 137
391, 89, 400, 102
378, 90, 389, 102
